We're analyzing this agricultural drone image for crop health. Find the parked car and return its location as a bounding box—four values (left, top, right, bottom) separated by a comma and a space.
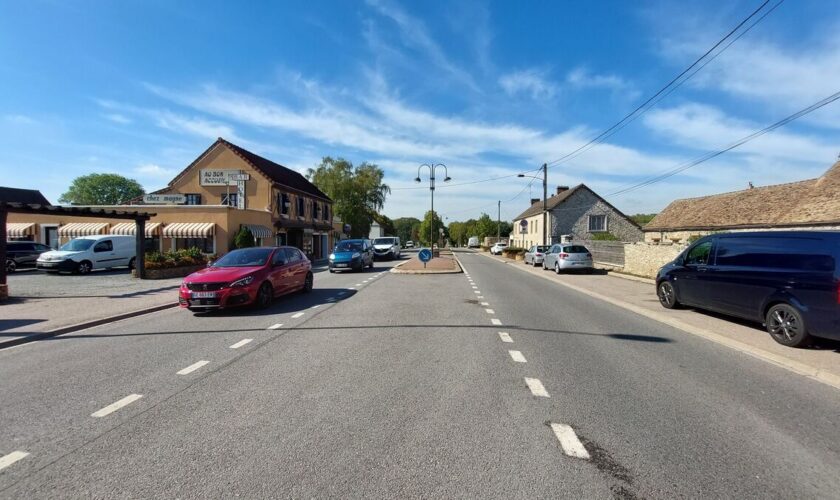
490, 242, 508, 255
36, 235, 136, 274
543, 244, 593, 273
329, 239, 374, 272
373, 237, 401, 260
405, 240, 414, 249
5, 241, 52, 273
179, 246, 312, 311
467, 236, 480, 248
656, 231, 840, 347
523, 245, 550, 266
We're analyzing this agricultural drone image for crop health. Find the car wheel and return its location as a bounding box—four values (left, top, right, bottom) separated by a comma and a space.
329, 269, 335, 273
657, 281, 679, 309
128, 257, 136, 271
303, 272, 313, 293
77, 261, 92, 275
766, 303, 810, 347
554, 262, 561, 274
256, 282, 273, 309
6, 259, 15, 273
542, 261, 547, 270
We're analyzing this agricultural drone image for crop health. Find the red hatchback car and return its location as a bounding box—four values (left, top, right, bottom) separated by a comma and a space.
179, 246, 313, 311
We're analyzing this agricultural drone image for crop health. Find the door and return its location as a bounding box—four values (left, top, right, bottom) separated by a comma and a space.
92, 239, 117, 269
24, 243, 51, 266
673, 240, 714, 305
545, 244, 561, 268
269, 248, 291, 296
45, 227, 59, 249
286, 247, 307, 289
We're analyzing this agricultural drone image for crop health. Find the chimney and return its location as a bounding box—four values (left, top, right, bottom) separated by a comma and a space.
556, 186, 569, 195
530, 198, 540, 205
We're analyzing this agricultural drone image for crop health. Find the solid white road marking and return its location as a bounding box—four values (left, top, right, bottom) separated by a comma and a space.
550, 423, 591, 459
91, 394, 143, 417
485, 308, 495, 314
267, 323, 283, 330
498, 332, 513, 343
0, 451, 29, 471
491, 318, 502, 325
177, 360, 209, 375
229, 339, 253, 349
291, 312, 305, 319
508, 350, 527, 363
525, 377, 550, 397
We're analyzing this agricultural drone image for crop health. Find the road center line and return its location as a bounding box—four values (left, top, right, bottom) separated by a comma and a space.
91, 394, 143, 417
267, 323, 283, 330
525, 377, 550, 397
485, 308, 495, 314
177, 360, 209, 375
508, 350, 527, 363
550, 423, 591, 459
0, 451, 29, 471
291, 312, 305, 319
491, 318, 502, 325
498, 332, 513, 343
229, 339, 253, 349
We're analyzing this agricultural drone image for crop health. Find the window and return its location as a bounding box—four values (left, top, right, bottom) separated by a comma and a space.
285, 247, 302, 263
588, 214, 607, 232
177, 238, 214, 253
93, 240, 113, 252
684, 241, 712, 266
324, 204, 330, 221
278, 193, 290, 215
271, 249, 287, 266
297, 197, 305, 217
222, 193, 238, 207
715, 237, 834, 271
184, 194, 202, 205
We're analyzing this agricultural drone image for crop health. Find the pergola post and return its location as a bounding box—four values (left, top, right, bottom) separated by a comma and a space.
0, 208, 7, 290
135, 218, 146, 279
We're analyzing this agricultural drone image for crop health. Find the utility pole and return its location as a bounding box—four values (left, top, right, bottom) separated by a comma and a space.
497, 200, 501, 242
542, 163, 548, 246
415, 164, 450, 249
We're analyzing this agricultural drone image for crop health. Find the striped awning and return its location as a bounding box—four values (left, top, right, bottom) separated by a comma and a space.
162, 222, 216, 238
241, 224, 273, 239
109, 222, 162, 237
6, 223, 35, 237
58, 222, 109, 238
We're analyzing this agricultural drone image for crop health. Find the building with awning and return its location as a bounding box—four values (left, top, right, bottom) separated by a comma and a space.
110, 222, 162, 236
6, 222, 35, 239
240, 224, 273, 239
58, 222, 110, 238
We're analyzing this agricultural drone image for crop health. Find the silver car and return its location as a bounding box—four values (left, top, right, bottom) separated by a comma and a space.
523, 245, 550, 266
542, 244, 594, 273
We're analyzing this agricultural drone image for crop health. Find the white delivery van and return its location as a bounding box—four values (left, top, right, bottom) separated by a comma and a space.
36, 235, 137, 274
467, 236, 480, 248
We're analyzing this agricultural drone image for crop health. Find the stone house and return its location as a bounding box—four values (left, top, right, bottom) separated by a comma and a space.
510, 184, 643, 248
644, 160, 840, 243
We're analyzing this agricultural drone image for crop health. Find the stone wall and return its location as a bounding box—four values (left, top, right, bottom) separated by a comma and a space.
623, 242, 687, 279
551, 189, 643, 242
643, 225, 840, 244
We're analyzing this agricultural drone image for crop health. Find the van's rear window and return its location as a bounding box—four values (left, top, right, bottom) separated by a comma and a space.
715, 237, 834, 271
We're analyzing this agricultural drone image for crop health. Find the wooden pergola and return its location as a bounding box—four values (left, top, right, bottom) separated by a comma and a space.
0, 202, 156, 290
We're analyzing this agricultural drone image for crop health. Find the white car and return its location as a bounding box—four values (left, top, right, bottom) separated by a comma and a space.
490, 242, 508, 255
36, 235, 136, 274
405, 241, 414, 248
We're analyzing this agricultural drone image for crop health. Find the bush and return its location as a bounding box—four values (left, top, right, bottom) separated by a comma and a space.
144, 247, 209, 269
687, 234, 703, 243
233, 226, 255, 249
504, 247, 526, 254
591, 232, 619, 241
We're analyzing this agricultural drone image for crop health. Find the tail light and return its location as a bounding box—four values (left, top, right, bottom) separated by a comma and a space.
559, 253, 569, 259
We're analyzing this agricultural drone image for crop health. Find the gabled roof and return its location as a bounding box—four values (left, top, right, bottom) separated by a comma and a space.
513, 184, 583, 220
168, 138, 332, 202
0, 186, 51, 206
645, 160, 840, 231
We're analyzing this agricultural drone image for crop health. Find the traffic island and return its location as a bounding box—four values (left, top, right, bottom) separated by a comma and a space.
390, 255, 462, 274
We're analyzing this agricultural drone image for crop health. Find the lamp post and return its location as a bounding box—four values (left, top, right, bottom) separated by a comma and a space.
415, 163, 450, 249
518, 163, 548, 246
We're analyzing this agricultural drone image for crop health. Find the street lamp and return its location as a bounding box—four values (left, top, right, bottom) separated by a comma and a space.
415, 163, 450, 249
517, 163, 548, 246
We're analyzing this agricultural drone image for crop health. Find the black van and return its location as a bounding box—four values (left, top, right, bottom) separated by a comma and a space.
656, 231, 840, 347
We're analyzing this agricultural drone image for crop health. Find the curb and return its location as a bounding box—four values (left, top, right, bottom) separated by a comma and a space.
0, 302, 179, 350
473, 251, 840, 391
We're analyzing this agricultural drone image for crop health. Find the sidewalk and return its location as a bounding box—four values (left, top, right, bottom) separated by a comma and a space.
475, 252, 840, 390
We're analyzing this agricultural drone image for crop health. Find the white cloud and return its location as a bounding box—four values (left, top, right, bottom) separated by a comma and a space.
104, 113, 132, 125
566, 67, 633, 93
154, 111, 238, 141
3, 114, 36, 125
134, 163, 176, 178
499, 69, 557, 99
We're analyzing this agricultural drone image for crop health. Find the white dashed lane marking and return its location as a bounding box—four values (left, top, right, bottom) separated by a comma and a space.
485, 309, 495, 314
550, 423, 591, 459
91, 394, 143, 417
477, 296, 484, 299
498, 332, 513, 343
480, 302, 489, 306
525, 377, 550, 397
229, 339, 253, 349
508, 350, 527, 363
491, 318, 502, 325
177, 360, 209, 375
0, 451, 29, 471
291, 312, 305, 319
355, 283, 363, 287
474, 291, 481, 294
267, 323, 283, 330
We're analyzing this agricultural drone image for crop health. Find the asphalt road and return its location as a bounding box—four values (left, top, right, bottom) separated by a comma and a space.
1, 249, 838, 498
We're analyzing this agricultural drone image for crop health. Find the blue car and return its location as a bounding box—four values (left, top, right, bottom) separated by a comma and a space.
656, 231, 840, 347
328, 239, 374, 272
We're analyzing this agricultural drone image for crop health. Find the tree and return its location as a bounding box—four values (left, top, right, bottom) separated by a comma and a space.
417, 210, 446, 247
474, 213, 497, 240
372, 213, 395, 236
307, 157, 390, 238
393, 217, 421, 243
59, 173, 145, 205
233, 226, 255, 249
630, 213, 657, 226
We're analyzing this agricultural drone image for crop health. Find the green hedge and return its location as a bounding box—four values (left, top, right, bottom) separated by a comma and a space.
145, 247, 212, 270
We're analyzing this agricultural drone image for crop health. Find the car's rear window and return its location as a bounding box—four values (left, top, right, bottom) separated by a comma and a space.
563, 246, 589, 254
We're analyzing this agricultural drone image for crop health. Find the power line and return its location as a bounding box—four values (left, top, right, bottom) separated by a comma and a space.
545, 0, 775, 169
607, 89, 840, 197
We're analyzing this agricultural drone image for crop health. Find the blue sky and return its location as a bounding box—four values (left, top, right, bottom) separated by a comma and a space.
1, 0, 838, 221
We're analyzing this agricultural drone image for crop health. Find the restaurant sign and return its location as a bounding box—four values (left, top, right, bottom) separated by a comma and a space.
199, 169, 241, 186
143, 194, 186, 204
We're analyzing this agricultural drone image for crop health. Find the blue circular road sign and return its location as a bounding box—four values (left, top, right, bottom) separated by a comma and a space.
418, 248, 433, 263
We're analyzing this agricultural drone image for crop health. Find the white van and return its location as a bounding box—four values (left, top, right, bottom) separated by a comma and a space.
467, 236, 480, 248
36, 235, 136, 274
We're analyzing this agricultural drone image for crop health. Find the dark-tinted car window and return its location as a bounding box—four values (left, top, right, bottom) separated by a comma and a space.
549, 245, 561, 253
271, 249, 287, 266
35, 244, 50, 252
716, 237, 834, 271
563, 246, 589, 254
285, 248, 302, 263
93, 240, 113, 252
685, 241, 712, 266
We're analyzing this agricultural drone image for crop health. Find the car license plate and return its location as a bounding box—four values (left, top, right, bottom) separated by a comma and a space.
335, 263, 348, 268
192, 291, 217, 298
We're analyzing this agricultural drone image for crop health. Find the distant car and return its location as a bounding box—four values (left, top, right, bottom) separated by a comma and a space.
36, 235, 136, 274
329, 239, 374, 272
5, 241, 52, 273
373, 237, 401, 260
656, 231, 840, 347
467, 236, 480, 248
543, 244, 593, 273
523, 245, 550, 266
179, 246, 312, 311
490, 242, 508, 255
405, 241, 414, 248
